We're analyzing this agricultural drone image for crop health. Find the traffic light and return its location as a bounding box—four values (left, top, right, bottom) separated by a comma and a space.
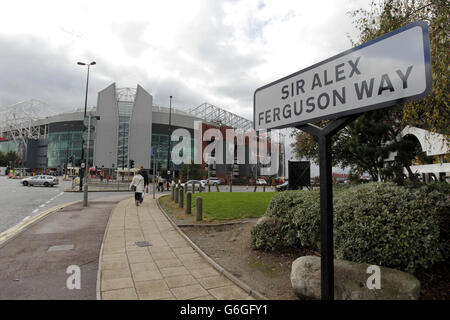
129, 159, 134, 168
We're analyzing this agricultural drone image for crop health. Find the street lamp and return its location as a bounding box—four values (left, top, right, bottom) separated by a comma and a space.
167, 95, 172, 179
77, 61, 96, 191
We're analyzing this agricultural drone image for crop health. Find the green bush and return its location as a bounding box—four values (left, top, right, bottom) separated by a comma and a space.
334, 183, 446, 273
251, 190, 320, 251
251, 182, 448, 274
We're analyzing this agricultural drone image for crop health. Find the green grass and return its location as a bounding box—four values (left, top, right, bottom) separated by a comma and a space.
187, 192, 276, 220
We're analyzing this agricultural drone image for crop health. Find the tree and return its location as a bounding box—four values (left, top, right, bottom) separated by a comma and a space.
292, 0, 448, 182
349, 0, 449, 135
0, 151, 20, 167
179, 164, 206, 181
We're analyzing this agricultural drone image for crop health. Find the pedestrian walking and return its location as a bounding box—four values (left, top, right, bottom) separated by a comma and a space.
138, 166, 149, 195
129, 171, 145, 206
158, 176, 164, 192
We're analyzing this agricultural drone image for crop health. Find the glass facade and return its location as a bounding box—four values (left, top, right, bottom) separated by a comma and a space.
47, 131, 93, 168
0, 140, 19, 154
151, 133, 194, 171
117, 100, 133, 168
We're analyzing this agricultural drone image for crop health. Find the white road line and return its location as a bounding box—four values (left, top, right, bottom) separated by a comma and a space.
21, 216, 30, 222
45, 201, 50, 204
32, 209, 39, 214
39, 204, 45, 208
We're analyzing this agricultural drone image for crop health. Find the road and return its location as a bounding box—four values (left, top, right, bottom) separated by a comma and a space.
0, 176, 276, 234
0, 176, 132, 234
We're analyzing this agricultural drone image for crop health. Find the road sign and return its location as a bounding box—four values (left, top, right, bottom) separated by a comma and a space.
254, 21, 431, 131
81, 163, 85, 169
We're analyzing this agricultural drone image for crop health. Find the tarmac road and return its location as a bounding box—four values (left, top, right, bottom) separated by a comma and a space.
0, 199, 122, 299
0, 176, 134, 234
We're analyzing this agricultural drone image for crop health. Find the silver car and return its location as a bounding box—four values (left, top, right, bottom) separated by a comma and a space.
180, 180, 205, 191
21, 175, 59, 187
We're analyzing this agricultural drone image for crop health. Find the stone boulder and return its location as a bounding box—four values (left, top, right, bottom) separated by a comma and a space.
291, 256, 420, 300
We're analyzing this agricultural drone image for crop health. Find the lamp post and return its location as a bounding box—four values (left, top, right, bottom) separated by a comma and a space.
77, 61, 96, 191
167, 95, 172, 179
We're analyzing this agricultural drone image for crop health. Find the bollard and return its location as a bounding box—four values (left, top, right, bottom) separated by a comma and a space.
174, 187, 179, 203
179, 188, 184, 208
192, 182, 195, 194
216, 184, 220, 192
254, 185, 257, 192
196, 197, 203, 221
208, 182, 211, 192
171, 187, 175, 201
186, 192, 192, 214
230, 179, 232, 192
263, 185, 266, 192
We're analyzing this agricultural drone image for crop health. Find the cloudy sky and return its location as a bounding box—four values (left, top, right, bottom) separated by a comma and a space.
0, 0, 373, 173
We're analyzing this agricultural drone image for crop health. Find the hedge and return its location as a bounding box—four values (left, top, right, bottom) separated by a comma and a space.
251, 183, 449, 273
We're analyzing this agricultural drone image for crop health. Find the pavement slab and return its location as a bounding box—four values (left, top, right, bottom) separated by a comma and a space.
99, 196, 254, 300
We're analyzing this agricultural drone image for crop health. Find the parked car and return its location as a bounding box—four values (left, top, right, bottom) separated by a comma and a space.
203, 177, 222, 185
255, 178, 267, 185
275, 181, 289, 191
180, 180, 205, 191
21, 175, 59, 187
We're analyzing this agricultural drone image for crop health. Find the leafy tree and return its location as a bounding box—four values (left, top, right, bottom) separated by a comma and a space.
349, 0, 449, 135
179, 164, 206, 181
292, 0, 448, 182
0, 151, 20, 167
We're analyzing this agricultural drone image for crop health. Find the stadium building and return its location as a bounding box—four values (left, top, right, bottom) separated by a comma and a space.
0, 84, 286, 180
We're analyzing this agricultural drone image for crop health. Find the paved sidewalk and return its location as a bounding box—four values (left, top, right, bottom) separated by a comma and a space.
99, 196, 254, 300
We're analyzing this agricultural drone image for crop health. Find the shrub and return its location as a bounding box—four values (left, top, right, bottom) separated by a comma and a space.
251, 190, 320, 251
334, 183, 446, 273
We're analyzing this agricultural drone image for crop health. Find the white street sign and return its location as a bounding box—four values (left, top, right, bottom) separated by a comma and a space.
254, 22, 432, 131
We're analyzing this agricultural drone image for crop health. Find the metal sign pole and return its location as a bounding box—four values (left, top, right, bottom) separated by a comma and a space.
83, 113, 91, 207
296, 115, 357, 300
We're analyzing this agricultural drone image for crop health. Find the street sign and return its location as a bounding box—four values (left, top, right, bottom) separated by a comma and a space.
254, 21, 431, 131
81, 163, 85, 169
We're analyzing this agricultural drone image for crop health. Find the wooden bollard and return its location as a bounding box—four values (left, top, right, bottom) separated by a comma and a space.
171, 187, 175, 201
179, 188, 184, 208
186, 192, 192, 214
263, 185, 266, 192
174, 187, 179, 203
208, 183, 211, 192
192, 182, 195, 194
196, 197, 203, 221
253, 185, 257, 192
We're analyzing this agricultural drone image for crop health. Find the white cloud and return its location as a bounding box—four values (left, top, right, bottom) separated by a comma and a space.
0, 0, 372, 123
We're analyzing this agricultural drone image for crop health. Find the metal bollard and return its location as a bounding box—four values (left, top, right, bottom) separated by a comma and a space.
186, 192, 192, 214
171, 187, 175, 201
179, 188, 184, 208
196, 197, 202, 221
230, 179, 232, 192
174, 187, 179, 203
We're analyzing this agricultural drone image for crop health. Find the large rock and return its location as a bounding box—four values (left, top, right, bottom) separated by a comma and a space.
291, 256, 420, 300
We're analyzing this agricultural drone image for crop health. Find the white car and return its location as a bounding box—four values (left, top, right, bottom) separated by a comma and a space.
180, 180, 205, 191
21, 175, 59, 187
256, 178, 267, 185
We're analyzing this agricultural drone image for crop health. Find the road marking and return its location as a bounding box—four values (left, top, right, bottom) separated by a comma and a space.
32, 209, 39, 214
39, 204, 45, 208
0, 201, 81, 244
45, 201, 50, 204
21, 216, 30, 222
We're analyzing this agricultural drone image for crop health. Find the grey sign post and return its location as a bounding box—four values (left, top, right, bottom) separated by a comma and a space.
253, 22, 431, 300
